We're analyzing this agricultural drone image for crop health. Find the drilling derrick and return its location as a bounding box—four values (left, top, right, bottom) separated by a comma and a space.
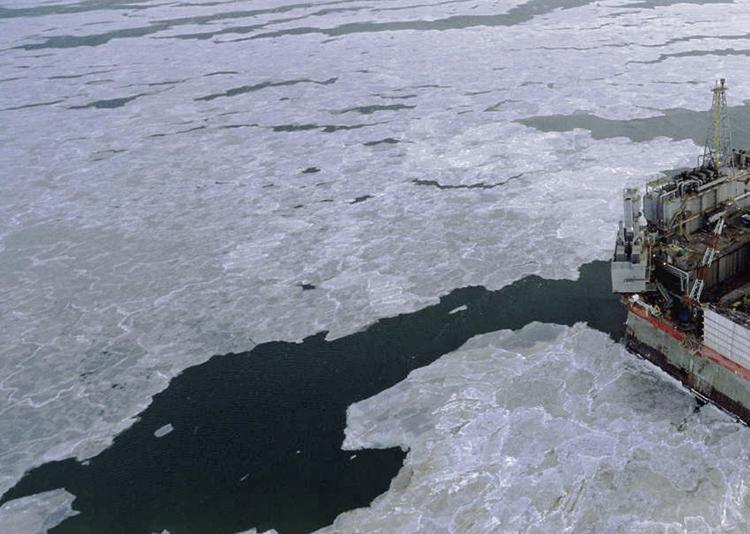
703, 78, 733, 168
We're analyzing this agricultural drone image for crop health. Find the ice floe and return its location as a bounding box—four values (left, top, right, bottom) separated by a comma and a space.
329, 324, 750, 532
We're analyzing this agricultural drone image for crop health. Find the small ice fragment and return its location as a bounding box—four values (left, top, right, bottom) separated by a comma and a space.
154, 424, 173, 438
240, 473, 249, 482
296, 450, 301, 454
349, 454, 357, 460
449, 305, 467, 314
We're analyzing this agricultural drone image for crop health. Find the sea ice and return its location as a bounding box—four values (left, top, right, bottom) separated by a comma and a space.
0, 489, 76, 534
153, 424, 173, 438
328, 324, 750, 533
2, 0, 750, 529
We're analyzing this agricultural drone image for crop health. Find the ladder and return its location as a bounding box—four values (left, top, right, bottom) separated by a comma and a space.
688, 216, 725, 303
656, 280, 674, 307
689, 279, 704, 301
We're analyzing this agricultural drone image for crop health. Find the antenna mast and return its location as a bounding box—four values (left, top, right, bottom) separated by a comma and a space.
703, 78, 733, 168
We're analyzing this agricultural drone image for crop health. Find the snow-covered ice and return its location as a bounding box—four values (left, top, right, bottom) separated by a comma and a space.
0, 489, 76, 534
153, 424, 173, 438
3, 0, 750, 530
329, 324, 750, 533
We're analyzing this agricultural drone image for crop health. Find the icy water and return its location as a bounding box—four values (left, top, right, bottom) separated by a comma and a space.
0, 262, 623, 533
3, 0, 750, 532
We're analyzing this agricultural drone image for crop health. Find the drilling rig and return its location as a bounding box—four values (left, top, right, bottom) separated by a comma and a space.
611, 80, 750, 424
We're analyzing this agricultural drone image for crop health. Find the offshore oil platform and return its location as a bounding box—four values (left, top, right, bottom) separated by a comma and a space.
611, 79, 750, 422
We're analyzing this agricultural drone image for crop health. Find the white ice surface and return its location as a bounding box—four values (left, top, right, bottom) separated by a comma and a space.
327, 323, 750, 533
0, 489, 76, 534
153, 423, 173, 438
3, 0, 750, 529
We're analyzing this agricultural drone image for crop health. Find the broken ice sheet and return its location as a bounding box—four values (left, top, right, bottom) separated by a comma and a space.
327, 323, 750, 533
3, 0, 750, 530
0, 489, 75, 534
